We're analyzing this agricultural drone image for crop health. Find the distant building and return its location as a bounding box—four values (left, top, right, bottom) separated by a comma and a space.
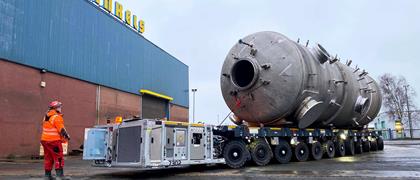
371, 112, 420, 139
0, 0, 189, 157
370, 113, 396, 139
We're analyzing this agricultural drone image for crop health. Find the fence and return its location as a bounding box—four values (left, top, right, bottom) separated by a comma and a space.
376, 129, 420, 140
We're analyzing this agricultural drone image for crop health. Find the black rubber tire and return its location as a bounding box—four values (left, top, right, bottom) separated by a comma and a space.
344, 138, 355, 156
294, 142, 309, 162
370, 139, 378, 151
377, 137, 384, 151
354, 139, 363, 154
223, 140, 249, 168
273, 139, 292, 164
249, 138, 273, 166
362, 140, 370, 152
323, 140, 335, 158
335, 140, 346, 157
310, 141, 323, 161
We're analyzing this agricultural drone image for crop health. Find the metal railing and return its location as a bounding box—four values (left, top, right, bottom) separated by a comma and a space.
376, 129, 420, 140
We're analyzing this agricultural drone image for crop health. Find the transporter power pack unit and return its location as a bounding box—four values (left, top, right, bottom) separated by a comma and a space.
83, 118, 225, 168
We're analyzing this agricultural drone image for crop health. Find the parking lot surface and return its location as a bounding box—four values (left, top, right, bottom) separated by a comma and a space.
0, 140, 419, 180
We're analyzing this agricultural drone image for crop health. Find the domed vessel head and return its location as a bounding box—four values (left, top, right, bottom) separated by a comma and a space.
221, 31, 306, 125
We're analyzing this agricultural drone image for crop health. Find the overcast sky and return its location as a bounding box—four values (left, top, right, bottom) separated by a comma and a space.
116, 0, 420, 125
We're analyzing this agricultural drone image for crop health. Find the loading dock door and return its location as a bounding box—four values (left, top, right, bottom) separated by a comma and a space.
142, 94, 168, 119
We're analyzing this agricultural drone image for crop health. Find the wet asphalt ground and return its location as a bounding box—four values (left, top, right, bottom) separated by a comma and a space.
0, 140, 419, 180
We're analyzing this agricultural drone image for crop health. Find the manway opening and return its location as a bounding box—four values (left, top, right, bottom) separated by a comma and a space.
231, 60, 258, 89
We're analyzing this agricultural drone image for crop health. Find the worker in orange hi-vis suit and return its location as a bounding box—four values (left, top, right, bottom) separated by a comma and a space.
41, 101, 70, 180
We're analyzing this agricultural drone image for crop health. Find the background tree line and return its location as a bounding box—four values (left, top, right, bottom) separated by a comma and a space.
378, 73, 419, 138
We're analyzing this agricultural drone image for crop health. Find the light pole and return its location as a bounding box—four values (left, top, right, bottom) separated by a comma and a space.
404, 85, 414, 139
192, 88, 197, 123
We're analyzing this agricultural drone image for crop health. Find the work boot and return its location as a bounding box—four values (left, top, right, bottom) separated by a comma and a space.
44, 170, 53, 180
55, 169, 71, 180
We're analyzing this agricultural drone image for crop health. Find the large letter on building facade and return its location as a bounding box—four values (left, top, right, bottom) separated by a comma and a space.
139, 20, 145, 33
115, 2, 123, 19
103, 0, 113, 12
133, 15, 139, 30
125, 10, 132, 25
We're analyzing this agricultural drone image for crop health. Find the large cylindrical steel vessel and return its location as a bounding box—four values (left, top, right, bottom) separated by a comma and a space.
220, 31, 381, 129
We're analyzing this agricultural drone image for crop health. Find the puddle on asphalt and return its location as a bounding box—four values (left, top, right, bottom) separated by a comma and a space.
235, 169, 420, 178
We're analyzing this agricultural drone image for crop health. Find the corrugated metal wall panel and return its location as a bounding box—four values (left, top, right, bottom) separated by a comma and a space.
0, 0, 189, 107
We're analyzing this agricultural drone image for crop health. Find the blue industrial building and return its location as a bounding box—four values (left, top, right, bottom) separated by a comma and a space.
0, 0, 189, 157
0, 0, 189, 107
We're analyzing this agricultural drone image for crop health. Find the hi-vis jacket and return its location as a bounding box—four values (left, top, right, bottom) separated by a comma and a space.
41, 110, 66, 142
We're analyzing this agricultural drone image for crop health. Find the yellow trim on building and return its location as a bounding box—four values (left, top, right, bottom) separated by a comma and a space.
140, 89, 173, 101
